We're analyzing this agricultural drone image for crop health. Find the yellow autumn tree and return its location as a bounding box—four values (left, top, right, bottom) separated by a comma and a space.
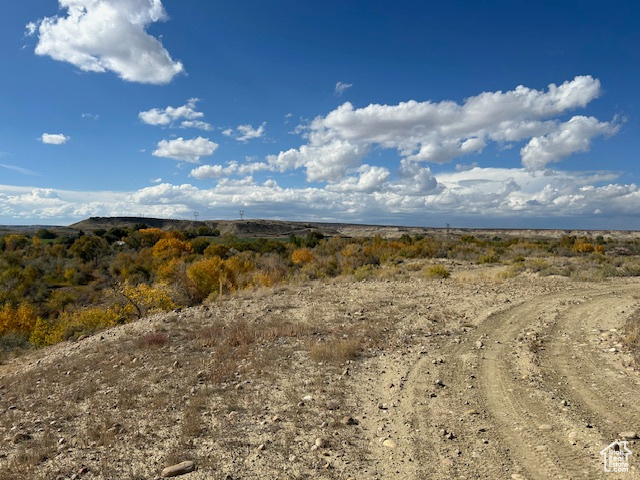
291, 248, 314, 265
0, 303, 38, 335
187, 257, 236, 301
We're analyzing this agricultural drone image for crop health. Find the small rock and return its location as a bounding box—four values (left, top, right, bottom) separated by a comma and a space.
475, 340, 484, 349
257, 443, 266, 451
341, 416, 359, 426
271, 415, 282, 423
465, 409, 479, 416
161, 461, 196, 478
326, 400, 340, 410
511, 474, 526, 480
382, 439, 396, 448
434, 379, 445, 388
538, 424, 552, 431
315, 437, 328, 448
620, 432, 639, 440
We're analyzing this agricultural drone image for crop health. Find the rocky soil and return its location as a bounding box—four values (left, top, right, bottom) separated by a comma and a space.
1, 263, 639, 479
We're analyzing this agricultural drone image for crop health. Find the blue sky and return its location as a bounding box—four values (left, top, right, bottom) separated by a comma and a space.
1, 0, 639, 228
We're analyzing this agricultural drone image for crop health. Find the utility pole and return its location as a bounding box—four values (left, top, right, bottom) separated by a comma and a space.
239, 210, 245, 220
193, 211, 199, 221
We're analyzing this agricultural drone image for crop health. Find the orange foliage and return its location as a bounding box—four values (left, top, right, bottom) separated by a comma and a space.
152, 238, 194, 261
291, 248, 314, 265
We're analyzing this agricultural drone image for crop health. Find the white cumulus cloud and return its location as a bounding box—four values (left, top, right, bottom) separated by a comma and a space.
269, 75, 617, 181
190, 161, 273, 180
139, 98, 212, 130
28, 0, 183, 84
520, 116, 619, 170
223, 123, 266, 142
41, 133, 70, 145
153, 137, 218, 163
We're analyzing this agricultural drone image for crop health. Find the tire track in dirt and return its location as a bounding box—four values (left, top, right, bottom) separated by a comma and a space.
475, 284, 640, 479
377, 281, 640, 479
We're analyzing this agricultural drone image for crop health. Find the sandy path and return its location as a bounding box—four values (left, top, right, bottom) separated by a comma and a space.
362, 281, 640, 479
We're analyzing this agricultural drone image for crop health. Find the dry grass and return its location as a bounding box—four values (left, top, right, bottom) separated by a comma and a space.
309, 337, 361, 364
424, 264, 450, 279
136, 331, 169, 348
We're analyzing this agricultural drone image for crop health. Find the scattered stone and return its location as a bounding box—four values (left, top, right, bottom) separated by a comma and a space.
561, 400, 570, 407
378, 402, 388, 410
382, 438, 397, 448
326, 400, 340, 410
475, 340, 484, 349
271, 415, 282, 423
538, 424, 553, 431
620, 432, 639, 440
315, 437, 328, 448
341, 416, 359, 426
302, 395, 313, 402
511, 474, 526, 480
161, 460, 195, 478
434, 379, 445, 388
465, 409, 479, 416
257, 443, 266, 451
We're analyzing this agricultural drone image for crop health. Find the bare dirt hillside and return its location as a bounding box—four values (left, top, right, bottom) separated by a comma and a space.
66, 216, 640, 240
1, 264, 639, 479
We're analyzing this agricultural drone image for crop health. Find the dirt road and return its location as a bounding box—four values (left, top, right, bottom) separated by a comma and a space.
359, 281, 640, 479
